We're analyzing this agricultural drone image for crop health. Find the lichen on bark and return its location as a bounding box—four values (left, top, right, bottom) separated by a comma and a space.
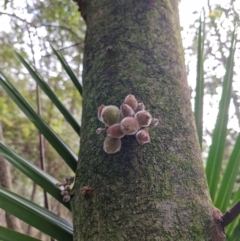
72, 0, 225, 240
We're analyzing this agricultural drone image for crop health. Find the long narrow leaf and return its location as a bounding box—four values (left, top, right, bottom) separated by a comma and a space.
15, 52, 81, 136
194, 18, 204, 149
226, 189, 240, 237
205, 29, 236, 201
227, 217, 240, 240
0, 141, 71, 210
214, 133, 240, 212
0, 226, 41, 241
0, 187, 73, 241
230, 222, 240, 241
51, 45, 83, 96
0, 75, 77, 172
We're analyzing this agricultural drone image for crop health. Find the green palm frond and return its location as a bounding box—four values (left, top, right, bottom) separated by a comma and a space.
195, 23, 239, 240
205, 29, 236, 201
51, 45, 83, 96
214, 133, 240, 212
194, 18, 204, 149
15, 52, 81, 136
0, 74, 78, 172
0, 187, 73, 241
0, 141, 71, 210
226, 189, 240, 238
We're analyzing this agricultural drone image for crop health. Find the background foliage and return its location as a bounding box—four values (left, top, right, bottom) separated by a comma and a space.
0, 0, 84, 239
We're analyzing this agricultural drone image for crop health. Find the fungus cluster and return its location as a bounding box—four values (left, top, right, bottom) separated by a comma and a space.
55, 176, 74, 202
96, 94, 158, 154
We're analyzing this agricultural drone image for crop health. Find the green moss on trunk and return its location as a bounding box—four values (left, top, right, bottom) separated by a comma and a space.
72, 0, 225, 240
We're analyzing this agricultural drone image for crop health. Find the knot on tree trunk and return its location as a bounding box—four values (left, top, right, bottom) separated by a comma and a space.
212, 208, 226, 241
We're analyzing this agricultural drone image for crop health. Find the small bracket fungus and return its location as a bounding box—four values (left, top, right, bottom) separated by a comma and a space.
120, 117, 139, 135
135, 102, 145, 112
120, 103, 135, 118
97, 94, 158, 154
107, 123, 125, 138
103, 136, 122, 154
150, 118, 159, 127
97, 104, 105, 122
124, 94, 138, 110
136, 129, 151, 145
101, 105, 121, 126
135, 110, 152, 127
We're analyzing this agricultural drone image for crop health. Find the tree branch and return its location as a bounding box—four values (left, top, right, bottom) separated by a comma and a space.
222, 200, 240, 227
0, 11, 30, 25
0, 11, 82, 40
72, 0, 87, 20
43, 42, 83, 58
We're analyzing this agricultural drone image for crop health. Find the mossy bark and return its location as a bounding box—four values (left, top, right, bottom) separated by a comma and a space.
72, 0, 225, 240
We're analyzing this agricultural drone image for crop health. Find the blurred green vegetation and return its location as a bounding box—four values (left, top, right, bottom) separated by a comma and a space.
0, 0, 84, 239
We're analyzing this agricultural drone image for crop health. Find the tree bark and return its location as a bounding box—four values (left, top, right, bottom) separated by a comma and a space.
72, 0, 225, 240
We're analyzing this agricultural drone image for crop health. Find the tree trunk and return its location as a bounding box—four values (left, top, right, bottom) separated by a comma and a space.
72, 0, 225, 240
